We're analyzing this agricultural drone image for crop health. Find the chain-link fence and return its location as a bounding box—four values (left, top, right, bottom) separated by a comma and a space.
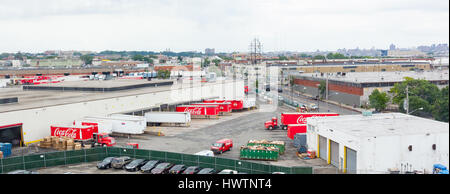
1, 147, 313, 174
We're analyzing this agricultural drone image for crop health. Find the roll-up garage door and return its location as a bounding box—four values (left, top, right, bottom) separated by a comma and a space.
346, 147, 357, 174
330, 140, 339, 167
0, 123, 23, 147
319, 135, 327, 160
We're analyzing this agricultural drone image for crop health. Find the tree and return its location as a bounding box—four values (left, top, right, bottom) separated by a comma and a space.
80, 55, 93, 65
203, 58, 211, 66
390, 77, 440, 114
318, 80, 326, 99
157, 70, 170, 79
212, 59, 221, 66
313, 55, 326, 60
132, 54, 145, 61
278, 55, 289, 60
432, 86, 449, 122
369, 89, 390, 112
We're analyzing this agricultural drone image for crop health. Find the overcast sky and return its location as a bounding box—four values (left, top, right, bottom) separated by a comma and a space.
0, 0, 448, 53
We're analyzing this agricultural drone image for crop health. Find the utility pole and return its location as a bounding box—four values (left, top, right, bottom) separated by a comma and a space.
405, 85, 409, 114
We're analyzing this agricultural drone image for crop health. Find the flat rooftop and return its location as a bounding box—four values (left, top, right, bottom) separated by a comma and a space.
307, 113, 449, 138
22, 79, 173, 92
0, 79, 235, 113
296, 70, 449, 84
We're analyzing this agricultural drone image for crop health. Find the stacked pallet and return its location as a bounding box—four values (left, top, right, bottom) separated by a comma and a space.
74, 143, 82, 150
39, 136, 77, 151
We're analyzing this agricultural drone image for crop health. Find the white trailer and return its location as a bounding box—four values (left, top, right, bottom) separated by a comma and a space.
74, 118, 113, 134
85, 114, 146, 135
243, 98, 256, 109
144, 112, 191, 126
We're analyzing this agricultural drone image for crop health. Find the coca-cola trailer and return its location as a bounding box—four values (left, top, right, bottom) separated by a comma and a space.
281, 112, 340, 129
50, 125, 116, 147
191, 102, 232, 115
176, 105, 219, 119
287, 124, 307, 139
203, 99, 244, 111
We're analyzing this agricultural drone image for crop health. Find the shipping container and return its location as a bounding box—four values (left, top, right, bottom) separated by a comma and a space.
144, 112, 191, 126
287, 124, 307, 139
176, 105, 219, 119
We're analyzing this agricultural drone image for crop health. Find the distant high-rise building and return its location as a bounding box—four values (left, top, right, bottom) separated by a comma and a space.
389, 44, 396, 50
205, 48, 215, 56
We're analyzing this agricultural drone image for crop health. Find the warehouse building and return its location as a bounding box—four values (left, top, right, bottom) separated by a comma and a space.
292, 70, 449, 106
306, 113, 449, 174
0, 78, 244, 146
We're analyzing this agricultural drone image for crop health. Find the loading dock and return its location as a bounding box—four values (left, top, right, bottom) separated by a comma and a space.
0, 123, 23, 147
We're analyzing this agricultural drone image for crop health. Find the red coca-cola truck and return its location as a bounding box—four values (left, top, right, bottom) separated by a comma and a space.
50, 125, 116, 147
265, 112, 339, 130
176, 105, 219, 118
191, 102, 232, 115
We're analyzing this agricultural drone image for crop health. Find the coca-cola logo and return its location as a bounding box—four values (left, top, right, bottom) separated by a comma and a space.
297, 116, 307, 124
185, 107, 203, 115
53, 128, 77, 138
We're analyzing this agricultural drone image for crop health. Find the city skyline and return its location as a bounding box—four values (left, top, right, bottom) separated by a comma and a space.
0, 0, 448, 53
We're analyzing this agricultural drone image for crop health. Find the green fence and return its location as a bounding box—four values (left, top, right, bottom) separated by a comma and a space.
0, 147, 312, 174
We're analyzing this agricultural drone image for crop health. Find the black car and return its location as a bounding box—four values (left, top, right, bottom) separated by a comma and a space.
197, 168, 217, 174
111, 156, 132, 169
140, 160, 162, 173
151, 163, 174, 174
124, 159, 148, 172
168, 164, 187, 174
97, 157, 115, 169
182, 166, 202, 174
7, 170, 39, 174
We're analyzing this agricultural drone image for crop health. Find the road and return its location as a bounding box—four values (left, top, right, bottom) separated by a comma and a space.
277, 87, 359, 115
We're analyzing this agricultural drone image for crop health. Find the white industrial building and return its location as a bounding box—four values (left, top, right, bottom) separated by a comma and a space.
306, 113, 449, 174
0, 79, 244, 146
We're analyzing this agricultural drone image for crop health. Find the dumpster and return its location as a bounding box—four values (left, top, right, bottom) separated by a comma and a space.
239, 145, 279, 161
247, 140, 285, 155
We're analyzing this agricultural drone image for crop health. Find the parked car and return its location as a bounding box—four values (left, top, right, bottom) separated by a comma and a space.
7, 170, 39, 174
217, 169, 238, 174
210, 139, 233, 154
124, 159, 148, 172
182, 166, 202, 174
140, 160, 162, 173
197, 168, 217, 174
97, 157, 115, 169
168, 164, 187, 174
151, 163, 174, 174
272, 172, 286, 174
111, 156, 132, 169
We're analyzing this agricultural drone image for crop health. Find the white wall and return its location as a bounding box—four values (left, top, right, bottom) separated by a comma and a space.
307, 124, 449, 174
0, 80, 244, 144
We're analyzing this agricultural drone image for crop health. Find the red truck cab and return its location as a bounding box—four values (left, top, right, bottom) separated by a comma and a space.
244, 86, 249, 94
211, 139, 233, 154
93, 133, 116, 147
264, 117, 280, 130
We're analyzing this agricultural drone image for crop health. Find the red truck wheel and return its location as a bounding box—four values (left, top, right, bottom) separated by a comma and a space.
269, 126, 273, 130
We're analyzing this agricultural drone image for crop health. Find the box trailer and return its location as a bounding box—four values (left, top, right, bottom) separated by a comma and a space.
287, 124, 307, 140
50, 125, 116, 147
176, 105, 219, 119
74, 119, 113, 134
191, 102, 232, 115
243, 98, 256, 109
203, 99, 244, 111
144, 112, 191, 126
84, 114, 146, 135
280, 112, 339, 129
